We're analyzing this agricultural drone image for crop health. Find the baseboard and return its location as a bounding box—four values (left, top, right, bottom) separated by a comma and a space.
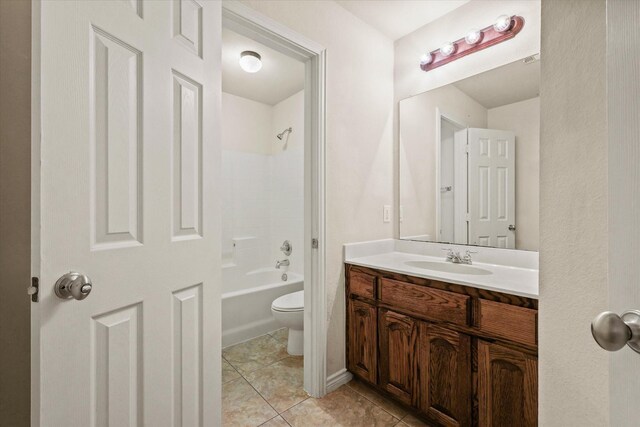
326, 368, 353, 393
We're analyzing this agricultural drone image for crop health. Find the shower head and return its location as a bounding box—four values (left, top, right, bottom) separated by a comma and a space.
277, 127, 292, 140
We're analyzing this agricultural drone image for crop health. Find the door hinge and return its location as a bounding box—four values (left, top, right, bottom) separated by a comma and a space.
28, 277, 39, 303
465, 144, 470, 153
311, 238, 319, 249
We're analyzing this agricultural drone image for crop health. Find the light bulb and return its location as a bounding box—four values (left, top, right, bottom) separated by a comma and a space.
493, 15, 512, 32
420, 53, 433, 66
440, 42, 456, 57
465, 29, 482, 45
239, 51, 262, 73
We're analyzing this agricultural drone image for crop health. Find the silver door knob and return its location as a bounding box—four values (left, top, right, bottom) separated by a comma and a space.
54, 272, 93, 301
591, 310, 640, 353
508, 224, 516, 231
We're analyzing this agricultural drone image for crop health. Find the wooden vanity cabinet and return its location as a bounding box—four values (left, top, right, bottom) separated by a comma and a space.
478, 341, 537, 427
346, 264, 538, 427
419, 323, 471, 426
347, 298, 377, 384
378, 309, 419, 405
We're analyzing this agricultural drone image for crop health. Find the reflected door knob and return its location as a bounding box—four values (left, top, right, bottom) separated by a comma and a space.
591, 310, 640, 353
54, 272, 93, 300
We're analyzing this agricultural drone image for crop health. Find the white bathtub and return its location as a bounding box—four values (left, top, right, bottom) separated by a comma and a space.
222, 268, 304, 347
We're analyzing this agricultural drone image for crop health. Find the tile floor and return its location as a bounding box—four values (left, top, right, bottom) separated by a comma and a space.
222, 330, 430, 427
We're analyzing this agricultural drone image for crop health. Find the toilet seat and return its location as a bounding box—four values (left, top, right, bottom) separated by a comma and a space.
272, 290, 304, 312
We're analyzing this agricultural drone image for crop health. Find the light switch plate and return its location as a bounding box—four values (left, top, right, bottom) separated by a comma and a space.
383, 205, 391, 223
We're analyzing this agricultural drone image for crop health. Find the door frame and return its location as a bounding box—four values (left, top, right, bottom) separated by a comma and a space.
434, 107, 467, 244
221, 1, 328, 398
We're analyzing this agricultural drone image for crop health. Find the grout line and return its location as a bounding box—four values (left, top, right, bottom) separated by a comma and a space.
345, 381, 404, 424
240, 367, 282, 421
221, 355, 243, 383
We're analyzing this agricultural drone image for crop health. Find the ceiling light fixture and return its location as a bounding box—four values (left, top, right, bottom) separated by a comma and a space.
239, 50, 262, 73
419, 15, 525, 73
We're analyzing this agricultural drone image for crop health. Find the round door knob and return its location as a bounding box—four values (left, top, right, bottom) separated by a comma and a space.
54, 272, 93, 301
591, 310, 640, 354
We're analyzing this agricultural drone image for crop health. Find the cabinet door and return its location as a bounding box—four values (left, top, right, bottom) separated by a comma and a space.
347, 299, 377, 383
478, 341, 537, 427
378, 309, 419, 404
419, 323, 471, 427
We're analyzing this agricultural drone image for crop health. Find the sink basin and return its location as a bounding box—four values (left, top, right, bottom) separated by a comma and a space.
404, 260, 493, 276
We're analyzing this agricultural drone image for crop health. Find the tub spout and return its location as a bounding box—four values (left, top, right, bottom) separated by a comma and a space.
275, 259, 290, 269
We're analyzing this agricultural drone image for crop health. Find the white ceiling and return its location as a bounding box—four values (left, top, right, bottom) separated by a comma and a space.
335, 0, 470, 40
222, 28, 304, 106
453, 56, 541, 109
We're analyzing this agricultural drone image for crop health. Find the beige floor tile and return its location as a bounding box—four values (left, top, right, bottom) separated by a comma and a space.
260, 415, 291, 426
222, 358, 241, 384
399, 414, 431, 427
347, 379, 408, 420
222, 377, 278, 427
269, 328, 289, 344
281, 385, 399, 427
245, 356, 307, 413
223, 334, 289, 375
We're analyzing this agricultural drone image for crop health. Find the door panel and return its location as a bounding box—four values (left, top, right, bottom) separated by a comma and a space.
468, 128, 516, 249
419, 322, 471, 427
38, 1, 221, 425
348, 299, 378, 384
378, 309, 418, 404
607, 1, 640, 425
478, 341, 537, 427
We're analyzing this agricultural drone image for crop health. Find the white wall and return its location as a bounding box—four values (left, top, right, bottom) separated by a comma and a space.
399, 85, 487, 239
394, 0, 541, 237
270, 91, 305, 272
238, 0, 395, 377
539, 0, 609, 425
488, 97, 540, 251
221, 90, 305, 285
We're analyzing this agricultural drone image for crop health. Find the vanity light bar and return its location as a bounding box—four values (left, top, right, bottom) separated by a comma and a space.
420, 15, 525, 72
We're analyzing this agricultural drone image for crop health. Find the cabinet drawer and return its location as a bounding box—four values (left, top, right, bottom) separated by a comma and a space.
477, 299, 537, 347
379, 279, 470, 326
349, 271, 376, 299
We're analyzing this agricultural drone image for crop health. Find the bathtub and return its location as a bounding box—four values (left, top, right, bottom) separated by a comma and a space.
222, 267, 304, 348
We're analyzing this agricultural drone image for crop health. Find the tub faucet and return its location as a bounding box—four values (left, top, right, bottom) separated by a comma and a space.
275, 259, 290, 269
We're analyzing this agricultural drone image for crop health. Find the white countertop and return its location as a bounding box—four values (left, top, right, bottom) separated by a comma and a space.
344, 240, 539, 299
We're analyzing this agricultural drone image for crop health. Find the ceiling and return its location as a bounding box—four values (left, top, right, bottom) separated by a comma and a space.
453, 55, 541, 109
335, 0, 470, 40
222, 28, 305, 105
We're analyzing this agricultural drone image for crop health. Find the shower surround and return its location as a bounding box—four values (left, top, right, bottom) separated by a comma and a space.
221, 90, 304, 347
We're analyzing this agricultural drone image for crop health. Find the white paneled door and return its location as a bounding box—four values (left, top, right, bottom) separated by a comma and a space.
467, 128, 516, 249
36, 1, 221, 426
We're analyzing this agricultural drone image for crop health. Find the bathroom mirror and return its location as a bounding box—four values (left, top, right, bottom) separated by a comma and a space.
399, 56, 540, 251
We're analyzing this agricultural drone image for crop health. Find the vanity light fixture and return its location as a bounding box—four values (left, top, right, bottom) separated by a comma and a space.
465, 29, 482, 45
420, 15, 525, 72
420, 53, 433, 66
239, 50, 262, 73
493, 15, 513, 32
440, 42, 457, 57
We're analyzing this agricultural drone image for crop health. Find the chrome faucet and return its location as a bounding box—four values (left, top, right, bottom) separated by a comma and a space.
275, 259, 290, 269
442, 248, 476, 265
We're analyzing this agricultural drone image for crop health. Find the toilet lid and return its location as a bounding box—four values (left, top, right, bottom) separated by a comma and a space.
272, 290, 304, 312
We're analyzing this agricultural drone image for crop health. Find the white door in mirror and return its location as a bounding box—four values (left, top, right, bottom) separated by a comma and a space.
467, 128, 516, 248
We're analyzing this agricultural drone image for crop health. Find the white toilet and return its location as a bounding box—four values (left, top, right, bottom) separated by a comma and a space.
271, 290, 304, 356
